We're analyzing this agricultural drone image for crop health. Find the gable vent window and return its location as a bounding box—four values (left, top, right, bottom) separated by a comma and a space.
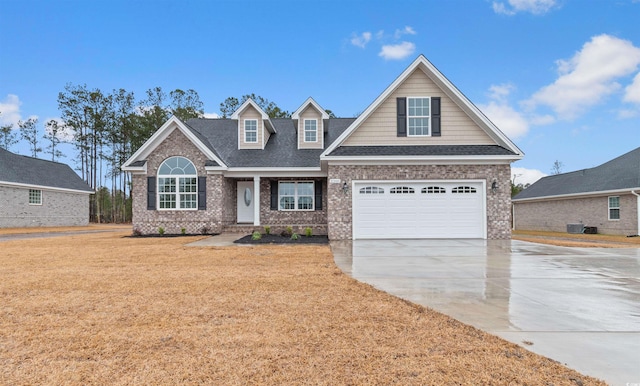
304, 119, 317, 142
157, 156, 198, 210
359, 186, 385, 194
408, 97, 430, 136
608, 196, 620, 220
452, 186, 477, 194
390, 186, 415, 194
422, 186, 445, 194
245, 119, 258, 143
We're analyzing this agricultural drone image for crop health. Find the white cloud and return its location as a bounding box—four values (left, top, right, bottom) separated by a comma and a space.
0, 94, 22, 128
493, 0, 557, 15
350, 32, 372, 48
378, 41, 415, 61
478, 83, 530, 139
623, 72, 640, 103
44, 118, 75, 142
394, 26, 416, 39
511, 167, 547, 186
526, 34, 640, 120
203, 112, 219, 119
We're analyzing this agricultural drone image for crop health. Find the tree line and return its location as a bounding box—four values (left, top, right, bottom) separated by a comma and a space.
0, 88, 295, 223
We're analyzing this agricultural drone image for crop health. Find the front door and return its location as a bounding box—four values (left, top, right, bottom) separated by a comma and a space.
237, 181, 255, 223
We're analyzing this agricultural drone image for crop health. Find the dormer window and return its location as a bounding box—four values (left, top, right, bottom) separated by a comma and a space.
408, 97, 430, 136
245, 119, 258, 143
304, 119, 317, 142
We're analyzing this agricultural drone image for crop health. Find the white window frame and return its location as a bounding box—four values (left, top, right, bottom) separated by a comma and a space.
304, 119, 317, 142
244, 119, 258, 143
29, 189, 42, 205
157, 156, 198, 211
278, 181, 315, 211
608, 196, 620, 220
407, 97, 431, 137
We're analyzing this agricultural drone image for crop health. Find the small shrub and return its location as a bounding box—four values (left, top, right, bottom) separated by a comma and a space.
264, 226, 271, 235
281, 226, 293, 237
304, 227, 313, 237
132, 228, 142, 237
291, 233, 299, 240
181, 227, 186, 235
252, 231, 262, 241
158, 227, 165, 236
200, 226, 210, 235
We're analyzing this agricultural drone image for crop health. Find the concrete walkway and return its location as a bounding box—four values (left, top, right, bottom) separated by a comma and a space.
331, 239, 640, 386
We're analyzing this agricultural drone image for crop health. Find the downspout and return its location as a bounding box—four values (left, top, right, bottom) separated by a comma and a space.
632, 190, 640, 236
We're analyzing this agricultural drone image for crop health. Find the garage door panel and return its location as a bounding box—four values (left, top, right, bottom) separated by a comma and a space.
353, 181, 485, 239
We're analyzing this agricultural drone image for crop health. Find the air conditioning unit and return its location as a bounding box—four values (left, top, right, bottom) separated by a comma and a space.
567, 223, 584, 234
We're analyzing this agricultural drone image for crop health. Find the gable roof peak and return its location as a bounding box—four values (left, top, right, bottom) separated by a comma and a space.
291, 97, 329, 120
230, 98, 270, 120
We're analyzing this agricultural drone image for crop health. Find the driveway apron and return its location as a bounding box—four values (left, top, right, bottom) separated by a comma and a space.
331, 239, 640, 386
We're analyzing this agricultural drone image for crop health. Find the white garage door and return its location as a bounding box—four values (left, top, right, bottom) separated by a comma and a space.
353, 181, 485, 239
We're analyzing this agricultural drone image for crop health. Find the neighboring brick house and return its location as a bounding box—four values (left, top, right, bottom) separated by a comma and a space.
122, 55, 523, 239
513, 146, 640, 236
0, 148, 93, 227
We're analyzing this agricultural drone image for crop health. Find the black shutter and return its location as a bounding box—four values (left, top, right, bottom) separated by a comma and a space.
147, 177, 156, 210
314, 180, 323, 211
397, 97, 407, 137
431, 97, 441, 137
197, 176, 206, 210
270, 180, 278, 210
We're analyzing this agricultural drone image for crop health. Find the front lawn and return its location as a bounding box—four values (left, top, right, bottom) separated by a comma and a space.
0, 231, 603, 385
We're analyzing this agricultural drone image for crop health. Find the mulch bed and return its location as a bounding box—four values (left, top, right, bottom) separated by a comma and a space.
234, 233, 329, 244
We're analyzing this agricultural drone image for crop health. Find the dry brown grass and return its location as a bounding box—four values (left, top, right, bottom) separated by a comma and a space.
0, 224, 130, 235
513, 229, 640, 248
0, 231, 604, 385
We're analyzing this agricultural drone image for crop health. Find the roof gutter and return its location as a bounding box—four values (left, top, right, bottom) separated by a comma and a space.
632, 190, 640, 236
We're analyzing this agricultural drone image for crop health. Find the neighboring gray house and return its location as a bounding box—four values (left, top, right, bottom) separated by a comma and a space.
122, 55, 523, 240
0, 148, 93, 227
512, 146, 640, 236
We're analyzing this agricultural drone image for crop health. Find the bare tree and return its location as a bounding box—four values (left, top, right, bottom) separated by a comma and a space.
551, 160, 564, 175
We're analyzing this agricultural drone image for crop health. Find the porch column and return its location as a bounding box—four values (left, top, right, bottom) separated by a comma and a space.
253, 176, 261, 226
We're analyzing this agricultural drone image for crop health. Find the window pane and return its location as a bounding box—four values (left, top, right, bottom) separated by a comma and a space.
304, 120, 317, 142
180, 194, 197, 209
609, 196, 619, 207
297, 182, 314, 196
408, 98, 429, 116
408, 117, 429, 135
298, 196, 313, 210
29, 189, 42, 204
610, 209, 620, 220
158, 178, 176, 193
280, 197, 295, 210
159, 194, 176, 209
245, 120, 257, 142
279, 182, 295, 195
179, 177, 197, 193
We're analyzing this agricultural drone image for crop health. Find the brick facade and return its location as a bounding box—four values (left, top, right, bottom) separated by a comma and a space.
0, 185, 89, 227
131, 129, 228, 235
513, 194, 639, 235
326, 163, 512, 240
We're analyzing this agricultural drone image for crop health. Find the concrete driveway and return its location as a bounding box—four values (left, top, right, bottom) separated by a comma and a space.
331, 239, 640, 386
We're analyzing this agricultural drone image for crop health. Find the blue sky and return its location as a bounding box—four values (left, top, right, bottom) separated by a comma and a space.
1, 0, 639, 185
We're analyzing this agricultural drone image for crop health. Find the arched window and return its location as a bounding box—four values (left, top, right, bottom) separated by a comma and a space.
390, 186, 414, 194
157, 157, 198, 209
422, 186, 446, 194
359, 186, 384, 194
452, 186, 477, 194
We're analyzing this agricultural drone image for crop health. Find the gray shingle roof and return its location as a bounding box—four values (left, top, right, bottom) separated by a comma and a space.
0, 148, 93, 192
184, 118, 355, 168
513, 146, 640, 200
328, 145, 517, 157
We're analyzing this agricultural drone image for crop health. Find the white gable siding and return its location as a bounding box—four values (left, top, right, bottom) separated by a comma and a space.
298, 106, 324, 149
343, 69, 495, 146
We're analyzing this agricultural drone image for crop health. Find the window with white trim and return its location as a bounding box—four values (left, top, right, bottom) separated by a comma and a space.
245, 119, 257, 143
408, 97, 430, 136
304, 119, 317, 142
279, 181, 314, 210
29, 189, 42, 205
359, 186, 384, 194
390, 186, 415, 194
452, 186, 477, 194
608, 196, 620, 220
157, 156, 198, 210
422, 186, 445, 194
